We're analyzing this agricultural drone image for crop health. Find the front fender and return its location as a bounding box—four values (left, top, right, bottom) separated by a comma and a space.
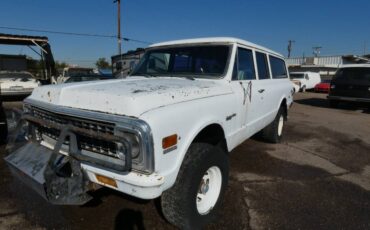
139, 94, 235, 191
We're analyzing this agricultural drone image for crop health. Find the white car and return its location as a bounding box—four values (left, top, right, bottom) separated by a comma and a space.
6, 37, 293, 228
55, 67, 95, 84
291, 80, 301, 93
0, 71, 40, 96
290, 71, 321, 92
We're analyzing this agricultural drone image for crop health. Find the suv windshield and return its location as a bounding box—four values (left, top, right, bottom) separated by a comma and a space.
334, 67, 370, 81
65, 74, 101, 83
290, 73, 304, 79
67, 69, 94, 77
131, 45, 230, 78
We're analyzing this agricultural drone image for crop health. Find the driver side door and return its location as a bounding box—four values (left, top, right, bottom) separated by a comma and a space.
230, 47, 265, 139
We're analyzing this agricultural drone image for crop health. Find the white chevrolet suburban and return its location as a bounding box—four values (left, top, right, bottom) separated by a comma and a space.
6, 37, 293, 229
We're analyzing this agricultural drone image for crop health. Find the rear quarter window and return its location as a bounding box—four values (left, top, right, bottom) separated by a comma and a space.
269, 56, 287, 79
335, 68, 370, 81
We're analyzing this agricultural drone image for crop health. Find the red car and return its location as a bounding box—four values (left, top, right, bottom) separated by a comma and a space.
314, 80, 331, 93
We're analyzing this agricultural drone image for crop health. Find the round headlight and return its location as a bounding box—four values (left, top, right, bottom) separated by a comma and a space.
125, 134, 140, 159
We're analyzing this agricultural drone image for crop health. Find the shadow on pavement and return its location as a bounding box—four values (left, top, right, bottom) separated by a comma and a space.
231, 139, 370, 229
115, 209, 145, 230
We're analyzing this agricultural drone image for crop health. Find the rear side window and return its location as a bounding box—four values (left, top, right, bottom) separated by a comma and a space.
269, 56, 287, 79
232, 48, 256, 80
256, 52, 270, 80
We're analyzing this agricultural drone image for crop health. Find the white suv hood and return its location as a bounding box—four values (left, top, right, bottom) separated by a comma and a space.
28, 77, 232, 117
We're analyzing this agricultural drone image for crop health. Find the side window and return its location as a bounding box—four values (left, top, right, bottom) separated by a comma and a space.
232, 48, 256, 80
255, 52, 270, 80
269, 56, 287, 79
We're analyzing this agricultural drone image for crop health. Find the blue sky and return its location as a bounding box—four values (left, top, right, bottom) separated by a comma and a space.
0, 0, 369, 67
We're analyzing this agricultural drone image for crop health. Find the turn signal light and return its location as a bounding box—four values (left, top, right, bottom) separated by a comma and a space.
162, 134, 178, 149
95, 174, 117, 188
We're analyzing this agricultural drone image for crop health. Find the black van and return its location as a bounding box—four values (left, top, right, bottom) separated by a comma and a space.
328, 65, 370, 107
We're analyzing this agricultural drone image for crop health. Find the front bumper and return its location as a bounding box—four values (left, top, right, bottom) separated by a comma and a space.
82, 163, 164, 199
327, 95, 370, 103
5, 141, 164, 204
4, 106, 161, 204
1, 89, 33, 96
314, 88, 329, 93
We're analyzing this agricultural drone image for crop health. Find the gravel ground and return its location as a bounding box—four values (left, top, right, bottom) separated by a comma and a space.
0, 92, 369, 230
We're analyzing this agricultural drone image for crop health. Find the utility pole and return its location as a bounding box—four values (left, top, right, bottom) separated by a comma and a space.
312, 46, 322, 57
114, 0, 122, 55
287, 40, 295, 58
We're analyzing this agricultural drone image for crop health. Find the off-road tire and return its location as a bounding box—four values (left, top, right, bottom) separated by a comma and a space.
261, 106, 286, 143
161, 143, 229, 229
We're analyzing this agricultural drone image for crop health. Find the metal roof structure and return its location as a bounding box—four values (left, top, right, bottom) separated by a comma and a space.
0, 33, 55, 82
0, 33, 49, 46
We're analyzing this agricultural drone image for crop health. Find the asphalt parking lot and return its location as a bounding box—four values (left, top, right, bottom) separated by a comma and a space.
1, 92, 370, 230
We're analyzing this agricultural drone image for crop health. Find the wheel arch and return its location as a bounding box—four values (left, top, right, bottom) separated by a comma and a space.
191, 123, 228, 153
279, 97, 288, 120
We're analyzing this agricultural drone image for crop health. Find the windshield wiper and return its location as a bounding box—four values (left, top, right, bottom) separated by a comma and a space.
131, 72, 156, 78
167, 75, 195, 81
184, 76, 195, 80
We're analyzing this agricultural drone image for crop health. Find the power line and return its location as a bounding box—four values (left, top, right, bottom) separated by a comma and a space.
0, 26, 152, 45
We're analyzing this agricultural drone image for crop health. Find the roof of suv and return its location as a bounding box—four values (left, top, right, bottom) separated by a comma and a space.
340, 64, 370, 68
149, 37, 283, 58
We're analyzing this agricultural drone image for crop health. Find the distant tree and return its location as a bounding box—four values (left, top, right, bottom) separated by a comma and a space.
55, 61, 68, 69
95, 58, 111, 69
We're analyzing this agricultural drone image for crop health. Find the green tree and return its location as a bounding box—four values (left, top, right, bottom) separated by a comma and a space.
55, 61, 68, 69
95, 57, 111, 69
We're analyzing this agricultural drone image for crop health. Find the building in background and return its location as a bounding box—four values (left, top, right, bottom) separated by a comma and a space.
111, 48, 145, 78
286, 54, 370, 80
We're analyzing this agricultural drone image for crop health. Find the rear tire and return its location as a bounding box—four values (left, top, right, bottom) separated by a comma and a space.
261, 106, 286, 143
161, 143, 229, 229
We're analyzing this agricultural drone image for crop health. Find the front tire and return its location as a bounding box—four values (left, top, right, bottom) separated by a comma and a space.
161, 143, 229, 229
261, 106, 286, 143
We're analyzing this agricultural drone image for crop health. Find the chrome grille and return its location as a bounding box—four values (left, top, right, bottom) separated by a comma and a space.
29, 106, 118, 158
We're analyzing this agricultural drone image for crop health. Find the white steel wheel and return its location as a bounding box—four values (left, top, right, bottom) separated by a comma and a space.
278, 115, 284, 136
196, 166, 222, 215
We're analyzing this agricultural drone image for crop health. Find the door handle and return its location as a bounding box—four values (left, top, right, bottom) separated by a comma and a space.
258, 89, 265, 93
